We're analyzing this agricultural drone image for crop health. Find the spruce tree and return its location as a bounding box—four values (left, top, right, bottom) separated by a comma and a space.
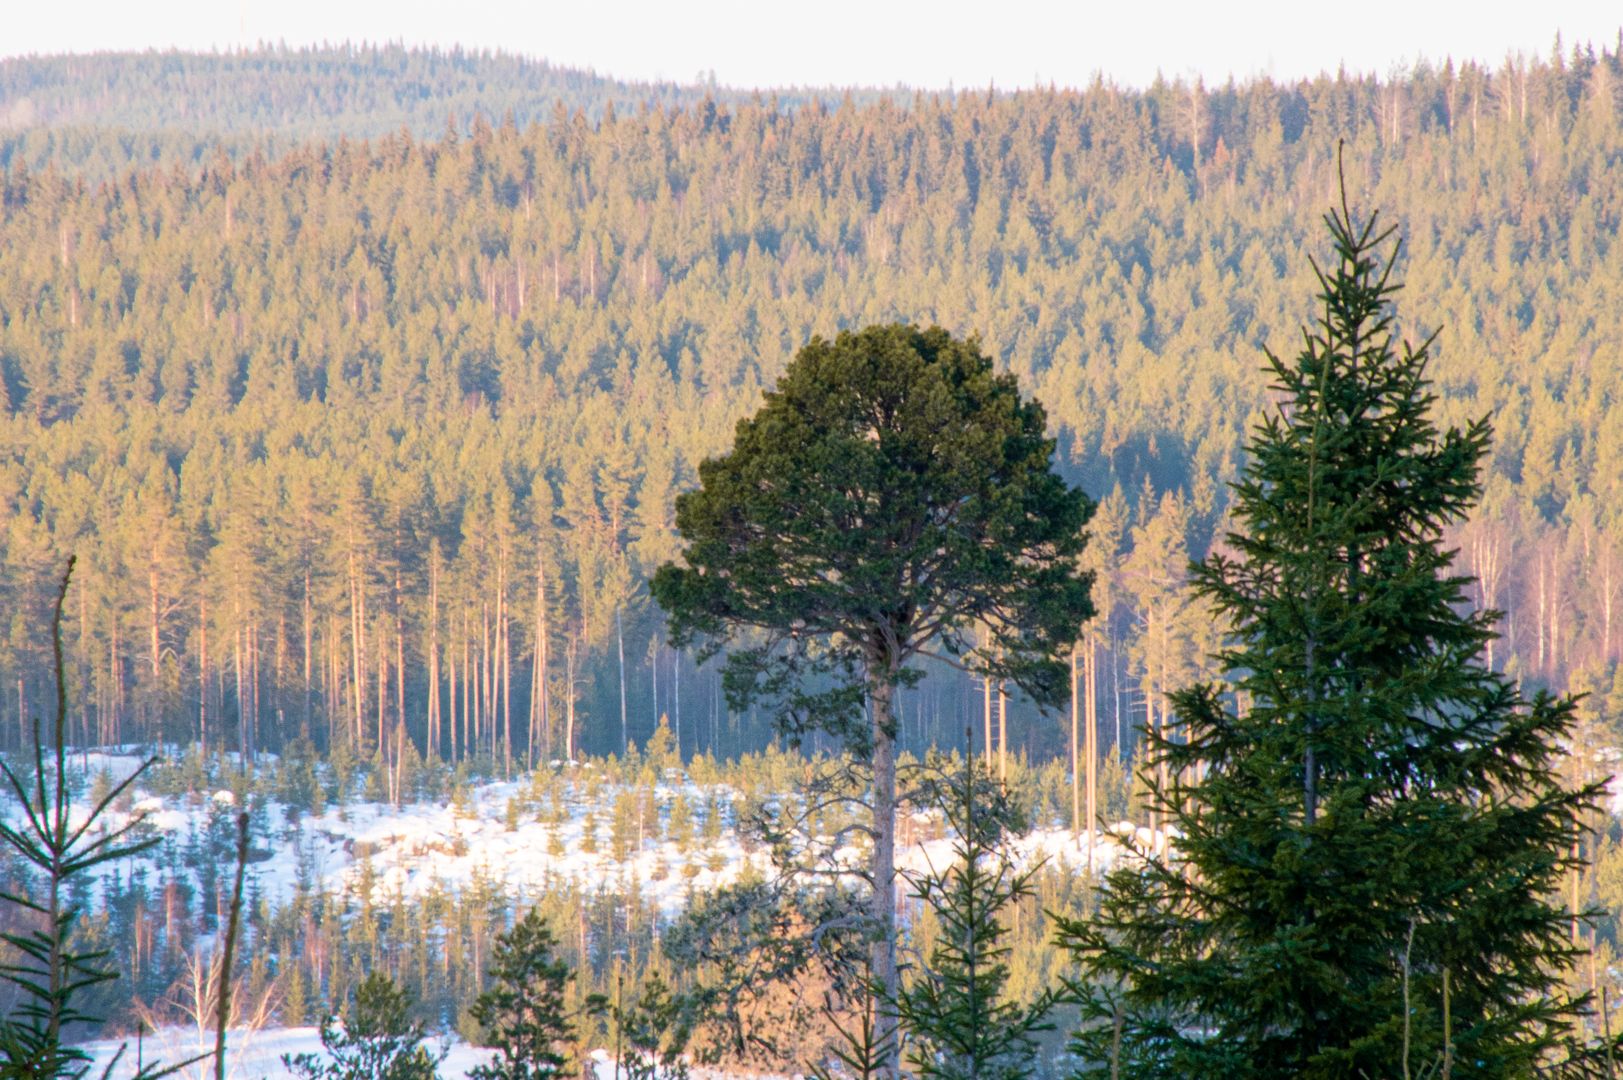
895, 751, 1056, 1080
1058, 188, 1607, 1077
468, 909, 582, 1080
283, 970, 445, 1080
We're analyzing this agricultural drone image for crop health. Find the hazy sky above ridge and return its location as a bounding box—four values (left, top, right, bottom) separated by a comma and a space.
4, 1, 1620, 90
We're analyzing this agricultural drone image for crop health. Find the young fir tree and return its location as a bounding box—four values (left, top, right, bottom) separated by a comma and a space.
1057, 189, 1607, 1077
0, 559, 216, 1080
283, 970, 445, 1080
894, 750, 1056, 1080
609, 973, 691, 1080
468, 908, 584, 1080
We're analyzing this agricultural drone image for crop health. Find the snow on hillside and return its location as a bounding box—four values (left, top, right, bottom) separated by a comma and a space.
5, 750, 1127, 923
78, 1025, 713, 1079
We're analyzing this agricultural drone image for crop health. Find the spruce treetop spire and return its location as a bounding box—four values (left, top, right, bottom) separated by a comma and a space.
1058, 169, 1612, 1079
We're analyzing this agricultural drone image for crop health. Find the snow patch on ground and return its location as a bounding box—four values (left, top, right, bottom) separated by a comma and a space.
78, 1025, 778, 1079
5, 751, 1128, 923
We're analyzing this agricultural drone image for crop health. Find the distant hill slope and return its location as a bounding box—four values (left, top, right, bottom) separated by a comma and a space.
0, 44, 860, 177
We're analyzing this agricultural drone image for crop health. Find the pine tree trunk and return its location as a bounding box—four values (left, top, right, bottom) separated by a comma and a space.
199, 599, 208, 756
250, 622, 260, 766
148, 555, 161, 684
502, 612, 512, 777
234, 625, 244, 767
617, 608, 628, 754
982, 671, 993, 772
396, 626, 406, 759
998, 682, 1008, 786
473, 597, 486, 756
565, 633, 578, 761
377, 635, 387, 760
348, 543, 366, 750
1071, 645, 1081, 837
428, 549, 440, 760
302, 569, 313, 738
869, 671, 900, 1080
1086, 634, 1099, 869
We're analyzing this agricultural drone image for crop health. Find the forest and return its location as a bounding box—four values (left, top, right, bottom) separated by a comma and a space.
3, 37, 1623, 1076
3, 41, 1623, 769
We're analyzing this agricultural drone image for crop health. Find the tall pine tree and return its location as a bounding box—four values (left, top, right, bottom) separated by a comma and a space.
1058, 184, 1609, 1077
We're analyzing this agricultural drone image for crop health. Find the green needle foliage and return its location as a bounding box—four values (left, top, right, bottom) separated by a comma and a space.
1057, 184, 1608, 1078
609, 973, 691, 1080
468, 908, 587, 1080
651, 322, 1093, 750
896, 753, 1056, 1080
651, 323, 1092, 1069
0, 559, 179, 1079
284, 970, 446, 1080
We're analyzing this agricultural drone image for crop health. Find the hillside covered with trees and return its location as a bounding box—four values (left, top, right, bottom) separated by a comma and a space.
5, 38, 1623, 1075
0, 45, 839, 180
5, 40, 1623, 771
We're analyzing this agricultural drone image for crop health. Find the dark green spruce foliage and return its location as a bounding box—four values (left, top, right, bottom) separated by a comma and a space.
1057, 199, 1603, 1077
896, 757, 1056, 1080
283, 970, 445, 1080
468, 909, 580, 1080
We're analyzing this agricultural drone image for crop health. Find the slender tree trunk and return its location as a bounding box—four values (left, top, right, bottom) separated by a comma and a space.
302, 568, 313, 738
377, 635, 387, 762
1145, 687, 1158, 839
982, 672, 993, 772
869, 670, 900, 1080
148, 556, 161, 684
1086, 633, 1099, 869
463, 611, 472, 761
565, 633, 578, 761
617, 608, 628, 753
501, 611, 512, 777
473, 597, 486, 756
199, 599, 208, 756
998, 681, 1008, 787
348, 543, 366, 750
396, 625, 406, 759
536, 554, 550, 762
249, 623, 259, 766
234, 625, 244, 769
1070, 645, 1081, 837
428, 547, 440, 760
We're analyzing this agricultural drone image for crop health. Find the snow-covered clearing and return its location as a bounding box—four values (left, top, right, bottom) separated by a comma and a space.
77, 1026, 721, 1079
6, 750, 1128, 921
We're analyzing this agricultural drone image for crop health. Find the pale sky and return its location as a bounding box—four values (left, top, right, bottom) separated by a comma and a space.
3, 0, 1620, 91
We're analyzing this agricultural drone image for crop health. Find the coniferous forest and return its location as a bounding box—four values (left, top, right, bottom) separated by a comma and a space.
4, 37, 1623, 1078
